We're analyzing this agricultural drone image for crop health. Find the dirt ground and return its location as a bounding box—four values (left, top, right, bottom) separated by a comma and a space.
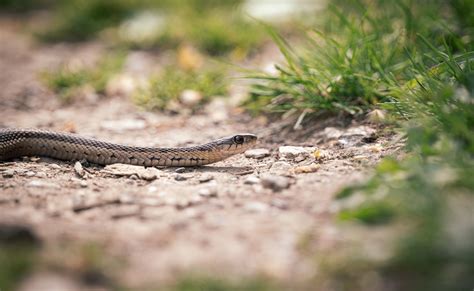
0, 18, 402, 290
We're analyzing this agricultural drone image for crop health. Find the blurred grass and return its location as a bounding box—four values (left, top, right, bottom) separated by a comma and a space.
134, 64, 228, 111
0, 0, 54, 12
42, 52, 125, 103
169, 276, 277, 291
0, 225, 40, 291
32, 0, 266, 56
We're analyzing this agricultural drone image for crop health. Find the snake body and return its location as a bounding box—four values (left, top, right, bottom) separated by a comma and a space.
0, 128, 257, 167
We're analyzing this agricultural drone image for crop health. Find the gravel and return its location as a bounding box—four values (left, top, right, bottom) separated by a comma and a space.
260, 175, 291, 192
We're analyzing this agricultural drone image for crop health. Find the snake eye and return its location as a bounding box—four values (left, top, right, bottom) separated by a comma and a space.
233, 135, 244, 144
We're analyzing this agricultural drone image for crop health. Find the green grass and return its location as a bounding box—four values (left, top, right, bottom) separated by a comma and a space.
134, 65, 228, 111
0, 0, 53, 12
170, 276, 277, 291
245, 0, 473, 290
42, 52, 125, 103
34, 0, 266, 56
0, 225, 40, 291
246, 0, 472, 115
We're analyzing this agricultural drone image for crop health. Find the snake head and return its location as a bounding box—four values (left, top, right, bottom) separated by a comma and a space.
214, 133, 258, 156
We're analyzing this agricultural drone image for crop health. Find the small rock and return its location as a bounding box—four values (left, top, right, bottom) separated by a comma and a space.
174, 174, 187, 181
3, 169, 15, 178
30, 157, 40, 162
25, 171, 35, 177
244, 201, 269, 213
352, 155, 368, 161
245, 148, 270, 159
292, 163, 320, 174
270, 198, 288, 210
294, 155, 306, 162
106, 74, 142, 97
279, 146, 307, 157
79, 181, 88, 188
244, 175, 260, 185
50, 164, 61, 169
74, 161, 85, 177
198, 174, 214, 183
260, 175, 290, 192
175, 167, 186, 173
103, 164, 161, 181
35, 172, 47, 178
269, 161, 292, 175
323, 127, 343, 140
180, 89, 203, 107
138, 168, 160, 181
26, 180, 60, 189
198, 187, 218, 198
103, 164, 144, 176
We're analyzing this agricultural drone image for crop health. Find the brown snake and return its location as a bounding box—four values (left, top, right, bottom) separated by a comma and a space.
0, 128, 257, 167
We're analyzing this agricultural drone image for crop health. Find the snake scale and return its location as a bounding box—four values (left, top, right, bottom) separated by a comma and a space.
0, 128, 257, 167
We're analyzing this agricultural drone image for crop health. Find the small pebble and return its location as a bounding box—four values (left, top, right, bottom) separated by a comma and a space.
174, 174, 187, 181
2, 169, 15, 178
260, 175, 290, 192
244, 148, 270, 159
198, 174, 214, 183
175, 167, 186, 173
74, 161, 85, 177
50, 164, 61, 169
138, 168, 160, 181
244, 201, 269, 213
244, 175, 260, 185
292, 163, 320, 174
294, 155, 306, 162
198, 187, 218, 198
25, 171, 35, 177
35, 172, 47, 178
180, 89, 203, 107
278, 146, 308, 159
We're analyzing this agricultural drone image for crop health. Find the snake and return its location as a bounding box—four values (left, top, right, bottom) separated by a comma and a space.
0, 128, 257, 167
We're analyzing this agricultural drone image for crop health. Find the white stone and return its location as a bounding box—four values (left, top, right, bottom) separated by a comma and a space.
278, 146, 308, 160
244, 201, 269, 213
180, 89, 203, 107
245, 148, 270, 159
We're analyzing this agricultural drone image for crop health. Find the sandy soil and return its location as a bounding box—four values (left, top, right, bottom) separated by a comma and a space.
0, 18, 402, 290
